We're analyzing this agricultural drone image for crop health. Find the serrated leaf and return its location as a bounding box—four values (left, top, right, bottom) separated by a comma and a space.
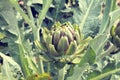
0, 52, 23, 80
66, 63, 89, 80
73, 0, 102, 37
89, 62, 120, 80
0, 0, 18, 36
90, 34, 108, 57
99, 0, 111, 34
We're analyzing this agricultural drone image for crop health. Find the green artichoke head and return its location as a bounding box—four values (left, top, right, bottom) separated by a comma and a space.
36, 22, 92, 63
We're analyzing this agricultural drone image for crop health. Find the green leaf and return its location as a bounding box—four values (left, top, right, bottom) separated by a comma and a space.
99, 0, 112, 34
110, 9, 120, 25
89, 62, 120, 80
0, 14, 8, 26
90, 34, 109, 56
66, 63, 89, 80
79, 47, 96, 67
0, 0, 18, 36
0, 52, 24, 80
79, 0, 94, 31
31, 0, 43, 4
75, 0, 102, 37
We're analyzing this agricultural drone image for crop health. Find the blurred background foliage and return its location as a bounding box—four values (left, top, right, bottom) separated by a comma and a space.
0, 0, 120, 80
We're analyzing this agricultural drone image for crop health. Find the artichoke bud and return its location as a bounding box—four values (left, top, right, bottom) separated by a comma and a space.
39, 22, 91, 63
111, 24, 120, 47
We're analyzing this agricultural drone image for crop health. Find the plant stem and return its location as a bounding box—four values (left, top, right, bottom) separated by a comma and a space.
90, 68, 120, 80
58, 65, 66, 80
37, 0, 53, 29
39, 56, 45, 74
47, 63, 50, 73
26, 2, 45, 75
36, 55, 45, 74
36, 0, 53, 40
10, 0, 45, 75
26, 4, 39, 40
18, 44, 31, 78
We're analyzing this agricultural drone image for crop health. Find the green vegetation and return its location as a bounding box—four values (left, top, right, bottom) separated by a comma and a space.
0, 0, 120, 80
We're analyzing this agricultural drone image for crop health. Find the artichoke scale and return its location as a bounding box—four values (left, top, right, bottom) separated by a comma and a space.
74, 30, 81, 44
52, 30, 61, 47
49, 44, 59, 56
65, 28, 74, 42
46, 34, 52, 47
57, 36, 69, 55
41, 28, 50, 43
34, 40, 47, 52
66, 40, 77, 55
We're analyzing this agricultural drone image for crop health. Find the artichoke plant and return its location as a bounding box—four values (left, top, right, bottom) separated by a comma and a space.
35, 22, 92, 63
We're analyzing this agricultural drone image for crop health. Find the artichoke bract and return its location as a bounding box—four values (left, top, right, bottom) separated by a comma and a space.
35, 22, 91, 63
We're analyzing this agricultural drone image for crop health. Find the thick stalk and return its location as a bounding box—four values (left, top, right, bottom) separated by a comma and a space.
26, 4, 45, 74
37, 0, 53, 29
9, 0, 36, 77
10, 0, 45, 75
36, 0, 53, 40
58, 65, 66, 80
18, 43, 31, 78
36, 56, 45, 74
26, 4, 38, 40
90, 68, 120, 80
